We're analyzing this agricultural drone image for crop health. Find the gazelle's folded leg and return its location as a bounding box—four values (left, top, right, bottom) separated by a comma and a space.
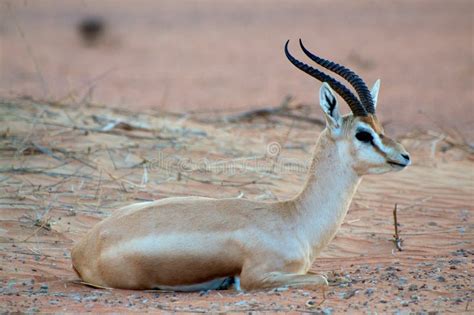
240, 271, 328, 291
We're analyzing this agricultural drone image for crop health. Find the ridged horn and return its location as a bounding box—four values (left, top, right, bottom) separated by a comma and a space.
298, 39, 375, 114
285, 40, 368, 116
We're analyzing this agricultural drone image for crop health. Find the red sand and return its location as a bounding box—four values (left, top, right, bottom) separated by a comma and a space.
1, 0, 473, 139
0, 0, 473, 313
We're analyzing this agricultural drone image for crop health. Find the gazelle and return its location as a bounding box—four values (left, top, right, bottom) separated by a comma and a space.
72, 40, 410, 291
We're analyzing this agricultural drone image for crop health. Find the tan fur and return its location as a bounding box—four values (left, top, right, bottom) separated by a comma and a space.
71, 113, 409, 291
360, 115, 384, 135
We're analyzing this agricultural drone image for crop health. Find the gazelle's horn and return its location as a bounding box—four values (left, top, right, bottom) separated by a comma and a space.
299, 39, 375, 114
285, 40, 368, 116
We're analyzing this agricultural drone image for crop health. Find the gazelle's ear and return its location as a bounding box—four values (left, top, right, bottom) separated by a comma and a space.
319, 83, 342, 129
371, 79, 381, 109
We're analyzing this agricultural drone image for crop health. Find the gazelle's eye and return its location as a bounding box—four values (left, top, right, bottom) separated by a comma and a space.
355, 131, 373, 143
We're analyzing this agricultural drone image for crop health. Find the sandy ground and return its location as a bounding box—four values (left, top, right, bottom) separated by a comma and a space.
0, 0, 473, 140
0, 0, 473, 313
0, 98, 472, 313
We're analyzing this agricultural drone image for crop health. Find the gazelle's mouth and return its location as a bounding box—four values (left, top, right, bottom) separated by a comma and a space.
387, 161, 408, 168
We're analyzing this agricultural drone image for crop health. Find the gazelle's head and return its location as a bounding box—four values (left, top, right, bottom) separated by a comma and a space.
286, 40, 410, 175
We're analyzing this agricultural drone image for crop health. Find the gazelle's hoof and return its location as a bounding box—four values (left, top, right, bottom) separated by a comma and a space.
315, 275, 329, 286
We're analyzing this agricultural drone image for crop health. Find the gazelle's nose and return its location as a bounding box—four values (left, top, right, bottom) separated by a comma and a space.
401, 153, 410, 162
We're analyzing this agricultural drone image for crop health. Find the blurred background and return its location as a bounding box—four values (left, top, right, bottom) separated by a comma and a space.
1, 0, 472, 139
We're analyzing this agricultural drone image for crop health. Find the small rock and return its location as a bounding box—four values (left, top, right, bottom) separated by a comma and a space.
401, 300, 409, 307
272, 287, 288, 292
70, 293, 82, 302
39, 284, 48, 293
436, 276, 446, 282
408, 284, 418, 291
365, 288, 375, 296
199, 290, 209, 296
248, 299, 259, 306
84, 296, 98, 302
322, 307, 333, 315
398, 277, 408, 285
234, 301, 249, 307
342, 289, 357, 299
451, 249, 470, 257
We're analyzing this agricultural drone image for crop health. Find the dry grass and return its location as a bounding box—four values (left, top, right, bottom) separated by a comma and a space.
0, 97, 472, 313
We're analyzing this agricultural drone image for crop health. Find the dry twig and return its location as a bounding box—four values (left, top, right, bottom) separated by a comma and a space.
211, 96, 325, 126
392, 203, 403, 251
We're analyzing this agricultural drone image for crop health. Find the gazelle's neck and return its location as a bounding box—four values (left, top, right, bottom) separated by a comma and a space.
292, 130, 362, 257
